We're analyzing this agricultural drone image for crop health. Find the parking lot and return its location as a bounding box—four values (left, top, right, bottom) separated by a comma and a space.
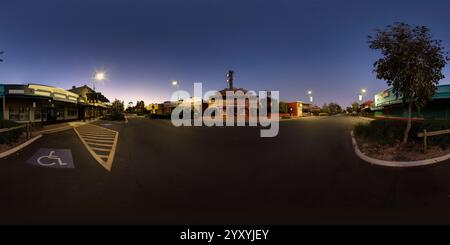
2, 117, 450, 224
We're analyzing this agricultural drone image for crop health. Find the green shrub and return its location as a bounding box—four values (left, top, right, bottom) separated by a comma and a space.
0, 120, 24, 145
279, 102, 289, 114
354, 119, 450, 146
353, 123, 372, 139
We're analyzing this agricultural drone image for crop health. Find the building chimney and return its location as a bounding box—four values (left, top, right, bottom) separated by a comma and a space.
227, 70, 234, 90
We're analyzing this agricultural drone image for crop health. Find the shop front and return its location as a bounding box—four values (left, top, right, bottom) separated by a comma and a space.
1, 84, 80, 124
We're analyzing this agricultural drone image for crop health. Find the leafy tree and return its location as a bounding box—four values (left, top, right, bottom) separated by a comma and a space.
351, 102, 360, 113
369, 22, 448, 143
321, 103, 329, 114
279, 101, 289, 114
328, 102, 342, 115
346, 106, 353, 114
111, 99, 124, 113
135, 100, 146, 115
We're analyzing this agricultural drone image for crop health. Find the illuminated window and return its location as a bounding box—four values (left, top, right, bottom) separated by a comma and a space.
9, 107, 30, 121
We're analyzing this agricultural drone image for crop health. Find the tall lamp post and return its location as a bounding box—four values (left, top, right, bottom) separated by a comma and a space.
172, 80, 180, 102
359, 89, 367, 116
93, 71, 106, 91
359, 88, 367, 102
92, 71, 106, 119
308, 90, 313, 116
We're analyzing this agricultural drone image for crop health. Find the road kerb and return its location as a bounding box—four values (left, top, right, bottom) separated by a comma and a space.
0, 134, 43, 159
350, 130, 450, 168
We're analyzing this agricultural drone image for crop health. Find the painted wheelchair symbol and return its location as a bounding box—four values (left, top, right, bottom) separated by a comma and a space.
37, 151, 69, 167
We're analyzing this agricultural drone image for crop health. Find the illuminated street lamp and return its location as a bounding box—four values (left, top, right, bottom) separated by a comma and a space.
172, 80, 180, 101
172, 80, 180, 89
359, 89, 367, 102
93, 71, 106, 91
91, 71, 106, 120
308, 90, 313, 103
307, 90, 313, 116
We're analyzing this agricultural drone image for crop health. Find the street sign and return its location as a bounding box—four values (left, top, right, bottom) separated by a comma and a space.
27, 148, 74, 168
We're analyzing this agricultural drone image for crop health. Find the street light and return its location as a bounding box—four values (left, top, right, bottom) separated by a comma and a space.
93, 71, 106, 91
359, 89, 366, 102
308, 90, 313, 103
94, 72, 106, 81
172, 80, 180, 101
91, 71, 107, 120
307, 90, 313, 116
172, 80, 179, 88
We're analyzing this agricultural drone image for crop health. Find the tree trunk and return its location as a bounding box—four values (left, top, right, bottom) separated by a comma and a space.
403, 100, 413, 144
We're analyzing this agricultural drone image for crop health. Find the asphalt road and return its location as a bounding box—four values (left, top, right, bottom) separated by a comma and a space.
2, 116, 450, 224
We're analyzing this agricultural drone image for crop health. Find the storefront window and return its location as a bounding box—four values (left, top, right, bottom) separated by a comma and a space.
68, 107, 77, 117
34, 109, 41, 121
33, 108, 47, 122
56, 108, 65, 120
9, 107, 30, 121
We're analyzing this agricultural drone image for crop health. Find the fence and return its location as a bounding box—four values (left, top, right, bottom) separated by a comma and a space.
417, 128, 450, 153
0, 123, 34, 144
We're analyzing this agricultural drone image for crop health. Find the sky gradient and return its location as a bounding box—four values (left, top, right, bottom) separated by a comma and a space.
1, 0, 450, 107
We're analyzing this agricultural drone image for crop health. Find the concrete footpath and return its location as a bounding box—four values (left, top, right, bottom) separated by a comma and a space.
37, 119, 99, 134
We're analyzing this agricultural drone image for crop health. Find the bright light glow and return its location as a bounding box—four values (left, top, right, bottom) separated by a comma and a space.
172, 80, 179, 86
359, 95, 363, 101
94, 72, 106, 81
308, 90, 312, 95
361, 89, 367, 94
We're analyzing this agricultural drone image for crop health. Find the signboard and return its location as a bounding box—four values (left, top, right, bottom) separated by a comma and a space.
27, 148, 74, 168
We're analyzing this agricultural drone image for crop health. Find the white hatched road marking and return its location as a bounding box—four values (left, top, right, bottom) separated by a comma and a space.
74, 124, 119, 171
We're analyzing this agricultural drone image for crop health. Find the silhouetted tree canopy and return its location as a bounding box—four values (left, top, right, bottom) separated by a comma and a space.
368, 22, 449, 143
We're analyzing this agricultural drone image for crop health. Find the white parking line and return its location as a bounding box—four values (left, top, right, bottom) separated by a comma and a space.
74, 124, 119, 171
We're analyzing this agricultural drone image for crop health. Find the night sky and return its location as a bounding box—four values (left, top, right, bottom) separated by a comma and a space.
1, 0, 449, 107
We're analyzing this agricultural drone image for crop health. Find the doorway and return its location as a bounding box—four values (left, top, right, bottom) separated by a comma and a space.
47, 108, 56, 122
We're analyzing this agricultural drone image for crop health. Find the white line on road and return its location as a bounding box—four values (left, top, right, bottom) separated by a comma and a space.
74, 124, 119, 171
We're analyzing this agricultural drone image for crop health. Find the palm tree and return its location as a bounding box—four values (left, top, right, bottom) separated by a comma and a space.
0, 51, 3, 62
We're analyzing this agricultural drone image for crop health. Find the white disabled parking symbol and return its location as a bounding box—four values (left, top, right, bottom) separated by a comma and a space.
27, 148, 74, 169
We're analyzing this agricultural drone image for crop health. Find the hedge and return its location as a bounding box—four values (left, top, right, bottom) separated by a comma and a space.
354, 119, 450, 147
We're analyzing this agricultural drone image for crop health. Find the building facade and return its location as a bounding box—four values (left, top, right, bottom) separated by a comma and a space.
372, 84, 450, 120
146, 103, 159, 114
69, 85, 110, 120
0, 84, 110, 124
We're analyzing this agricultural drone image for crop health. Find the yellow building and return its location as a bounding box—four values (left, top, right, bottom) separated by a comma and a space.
146, 103, 159, 114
